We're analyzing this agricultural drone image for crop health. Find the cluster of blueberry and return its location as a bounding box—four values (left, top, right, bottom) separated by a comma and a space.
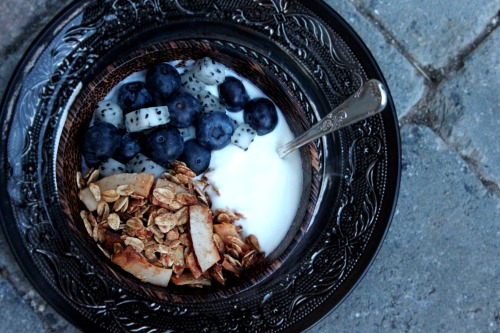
82, 58, 279, 176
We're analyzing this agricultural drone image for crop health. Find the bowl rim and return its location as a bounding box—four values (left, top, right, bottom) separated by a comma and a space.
55, 39, 318, 299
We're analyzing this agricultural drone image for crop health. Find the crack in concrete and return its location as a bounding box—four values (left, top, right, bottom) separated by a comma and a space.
355, 3, 500, 198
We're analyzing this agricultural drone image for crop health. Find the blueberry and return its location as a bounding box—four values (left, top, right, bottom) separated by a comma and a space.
163, 91, 202, 128
218, 76, 250, 112
180, 139, 211, 175
117, 81, 153, 113
196, 112, 234, 150
243, 98, 278, 135
143, 127, 184, 166
112, 132, 145, 164
146, 63, 181, 102
82, 122, 121, 167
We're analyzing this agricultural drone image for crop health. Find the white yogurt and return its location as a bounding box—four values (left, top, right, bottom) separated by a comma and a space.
106, 62, 303, 255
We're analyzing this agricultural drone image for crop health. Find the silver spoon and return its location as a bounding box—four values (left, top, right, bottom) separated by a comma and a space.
277, 79, 388, 158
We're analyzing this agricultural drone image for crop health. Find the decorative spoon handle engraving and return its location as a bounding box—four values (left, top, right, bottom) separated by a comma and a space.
278, 79, 388, 158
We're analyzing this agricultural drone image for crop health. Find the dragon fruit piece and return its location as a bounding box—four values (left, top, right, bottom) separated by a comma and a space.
192, 57, 225, 85
178, 126, 196, 141
231, 124, 256, 151
94, 100, 125, 129
99, 158, 127, 177
198, 91, 225, 114
125, 106, 170, 133
126, 153, 166, 178
179, 71, 207, 98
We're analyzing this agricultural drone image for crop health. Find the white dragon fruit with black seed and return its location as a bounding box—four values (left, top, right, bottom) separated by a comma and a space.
178, 126, 196, 141
198, 90, 225, 114
126, 153, 165, 178
99, 158, 126, 177
192, 57, 225, 85
125, 106, 170, 133
94, 100, 125, 129
231, 124, 256, 151
179, 71, 207, 98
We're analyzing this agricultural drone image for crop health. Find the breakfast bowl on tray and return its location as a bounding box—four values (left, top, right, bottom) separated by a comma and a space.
0, 0, 400, 332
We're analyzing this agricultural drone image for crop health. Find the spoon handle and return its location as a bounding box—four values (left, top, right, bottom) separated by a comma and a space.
277, 79, 388, 158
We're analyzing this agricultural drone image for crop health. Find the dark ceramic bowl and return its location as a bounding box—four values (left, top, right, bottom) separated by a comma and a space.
57, 39, 316, 296
0, 1, 400, 332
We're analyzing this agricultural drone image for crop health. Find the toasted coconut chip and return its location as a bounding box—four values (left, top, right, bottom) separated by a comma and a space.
112, 246, 172, 287
189, 205, 220, 272
102, 189, 120, 203
116, 184, 135, 196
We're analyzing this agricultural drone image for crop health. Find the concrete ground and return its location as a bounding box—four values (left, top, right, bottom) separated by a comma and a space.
0, 0, 498, 332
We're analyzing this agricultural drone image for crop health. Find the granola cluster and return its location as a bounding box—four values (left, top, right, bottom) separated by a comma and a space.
77, 161, 264, 288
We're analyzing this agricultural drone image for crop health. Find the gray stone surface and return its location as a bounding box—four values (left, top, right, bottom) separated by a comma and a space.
431, 28, 500, 189
0, 277, 46, 332
0, 0, 499, 332
0, 0, 74, 99
326, 0, 425, 118
353, 0, 500, 68
310, 125, 500, 333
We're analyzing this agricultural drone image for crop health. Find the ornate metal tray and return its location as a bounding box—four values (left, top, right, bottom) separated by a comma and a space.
0, 0, 400, 332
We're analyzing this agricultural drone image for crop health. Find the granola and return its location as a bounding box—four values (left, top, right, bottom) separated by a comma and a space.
77, 161, 264, 288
